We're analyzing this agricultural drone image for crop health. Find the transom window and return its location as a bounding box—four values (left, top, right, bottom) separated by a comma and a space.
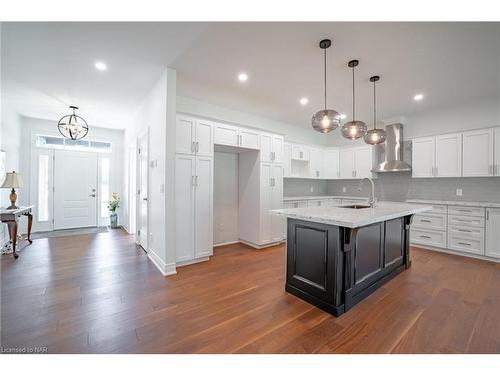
36, 135, 111, 153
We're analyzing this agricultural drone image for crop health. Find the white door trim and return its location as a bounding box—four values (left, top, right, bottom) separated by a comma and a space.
136, 128, 150, 252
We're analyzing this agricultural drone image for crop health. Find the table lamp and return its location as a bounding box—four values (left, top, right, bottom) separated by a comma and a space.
1, 171, 23, 209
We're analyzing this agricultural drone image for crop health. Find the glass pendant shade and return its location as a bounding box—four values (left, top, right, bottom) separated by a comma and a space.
364, 128, 387, 145
312, 109, 341, 134
342, 59, 367, 140
364, 75, 387, 145
341, 120, 367, 140
57, 106, 89, 140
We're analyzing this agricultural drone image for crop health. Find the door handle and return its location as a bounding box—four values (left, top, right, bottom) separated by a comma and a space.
191, 141, 195, 153
196, 142, 199, 153
143, 197, 148, 201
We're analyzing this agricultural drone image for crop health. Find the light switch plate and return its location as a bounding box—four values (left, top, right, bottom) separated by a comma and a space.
456, 188, 463, 197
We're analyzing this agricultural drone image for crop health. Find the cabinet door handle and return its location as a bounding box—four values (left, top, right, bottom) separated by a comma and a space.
458, 242, 471, 246
419, 235, 431, 239
420, 219, 431, 223
191, 141, 195, 153
195, 175, 199, 186
196, 142, 199, 153
457, 229, 471, 233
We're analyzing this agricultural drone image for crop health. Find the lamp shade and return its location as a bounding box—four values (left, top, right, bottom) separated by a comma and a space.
1, 171, 23, 189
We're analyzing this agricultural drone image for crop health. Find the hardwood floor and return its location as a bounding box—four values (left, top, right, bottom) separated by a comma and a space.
1, 229, 499, 353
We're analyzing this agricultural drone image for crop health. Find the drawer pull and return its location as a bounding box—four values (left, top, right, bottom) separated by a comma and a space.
458, 242, 471, 246
419, 235, 431, 239
458, 209, 472, 212
420, 219, 431, 223
457, 229, 471, 233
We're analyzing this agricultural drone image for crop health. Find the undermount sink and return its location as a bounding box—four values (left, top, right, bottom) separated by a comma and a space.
340, 204, 371, 209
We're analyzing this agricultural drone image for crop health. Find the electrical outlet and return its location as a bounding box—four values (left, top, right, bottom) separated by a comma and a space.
342, 187, 346, 193
310, 186, 314, 193
456, 188, 463, 197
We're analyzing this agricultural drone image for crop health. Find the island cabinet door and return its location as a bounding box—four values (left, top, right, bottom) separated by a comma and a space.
286, 219, 341, 307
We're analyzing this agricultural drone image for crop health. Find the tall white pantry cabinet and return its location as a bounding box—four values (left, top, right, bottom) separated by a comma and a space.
175, 116, 214, 263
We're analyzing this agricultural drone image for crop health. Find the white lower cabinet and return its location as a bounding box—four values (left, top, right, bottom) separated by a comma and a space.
175, 154, 213, 263
410, 228, 447, 248
486, 208, 500, 259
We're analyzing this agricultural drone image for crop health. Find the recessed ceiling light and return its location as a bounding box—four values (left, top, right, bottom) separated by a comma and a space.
238, 72, 248, 82
299, 97, 309, 105
94, 61, 107, 71
340, 113, 347, 119
413, 93, 424, 101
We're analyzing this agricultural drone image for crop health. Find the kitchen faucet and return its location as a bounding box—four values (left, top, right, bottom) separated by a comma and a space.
358, 178, 376, 207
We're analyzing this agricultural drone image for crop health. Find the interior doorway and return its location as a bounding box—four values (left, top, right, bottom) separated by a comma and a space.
136, 130, 149, 252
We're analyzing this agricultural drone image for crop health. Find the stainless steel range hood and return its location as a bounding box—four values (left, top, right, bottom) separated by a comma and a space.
372, 123, 412, 173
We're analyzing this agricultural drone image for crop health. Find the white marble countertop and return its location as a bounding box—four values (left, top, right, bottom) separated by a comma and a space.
283, 195, 368, 201
406, 199, 500, 209
271, 201, 432, 228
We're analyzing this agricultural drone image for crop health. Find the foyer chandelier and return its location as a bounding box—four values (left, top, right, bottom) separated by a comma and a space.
57, 106, 89, 140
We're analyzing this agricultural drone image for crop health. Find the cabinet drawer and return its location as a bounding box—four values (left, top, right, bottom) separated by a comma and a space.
448, 224, 484, 239
448, 214, 485, 228
448, 205, 484, 217
447, 234, 484, 255
341, 198, 368, 205
412, 213, 447, 231
410, 228, 447, 248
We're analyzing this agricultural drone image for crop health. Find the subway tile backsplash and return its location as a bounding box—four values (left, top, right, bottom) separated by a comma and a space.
285, 173, 500, 203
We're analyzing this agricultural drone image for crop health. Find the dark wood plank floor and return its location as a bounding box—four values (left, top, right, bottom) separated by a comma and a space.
1, 229, 499, 353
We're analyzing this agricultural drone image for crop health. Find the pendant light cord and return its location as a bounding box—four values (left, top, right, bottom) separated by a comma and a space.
373, 79, 377, 130
324, 48, 327, 110
352, 66, 355, 121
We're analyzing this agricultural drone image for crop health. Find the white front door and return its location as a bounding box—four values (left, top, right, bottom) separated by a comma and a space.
54, 150, 98, 229
138, 132, 149, 251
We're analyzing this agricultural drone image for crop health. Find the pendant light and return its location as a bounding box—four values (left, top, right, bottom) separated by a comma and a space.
57, 105, 89, 140
311, 39, 341, 134
364, 75, 387, 145
341, 60, 367, 140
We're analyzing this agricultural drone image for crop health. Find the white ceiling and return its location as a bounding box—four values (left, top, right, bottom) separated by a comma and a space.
2, 22, 499, 130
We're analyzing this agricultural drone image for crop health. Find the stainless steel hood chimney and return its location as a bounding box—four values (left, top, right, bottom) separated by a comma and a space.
372, 123, 412, 173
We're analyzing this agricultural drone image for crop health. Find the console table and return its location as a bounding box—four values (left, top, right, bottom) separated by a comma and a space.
0, 205, 34, 259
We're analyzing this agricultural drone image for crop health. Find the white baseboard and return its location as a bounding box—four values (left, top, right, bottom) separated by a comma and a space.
411, 243, 500, 264
176, 256, 210, 267
147, 249, 177, 276
213, 240, 240, 247
239, 239, 285, 249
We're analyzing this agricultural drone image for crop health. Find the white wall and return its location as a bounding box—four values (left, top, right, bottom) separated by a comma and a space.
133, 68, 177, 275
213, 151, 239, 245
0, 107, 22, 244
177, 96, 328, 146
18, 116, 126, 228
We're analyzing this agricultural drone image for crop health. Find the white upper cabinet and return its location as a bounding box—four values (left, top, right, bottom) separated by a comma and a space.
214, 123, 239, 147
283, 143, 292, 177
260, 133, 283, 163
435, 133, 462, 177
494, 128, 500, 176
239, 128, 260, 150
176, 116, 213, 156
462, 128, 494, 177
354, 146, 373, 179
339, 148, 355, 179
323, 148, 339, 179
195, 120, 214, 157
412, 137, 435, 178
291, 144, 310, 161
176, 116, 196, 155
309, 147, 324, 178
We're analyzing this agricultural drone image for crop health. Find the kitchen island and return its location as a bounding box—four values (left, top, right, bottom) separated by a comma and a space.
271, 202, 432, 316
